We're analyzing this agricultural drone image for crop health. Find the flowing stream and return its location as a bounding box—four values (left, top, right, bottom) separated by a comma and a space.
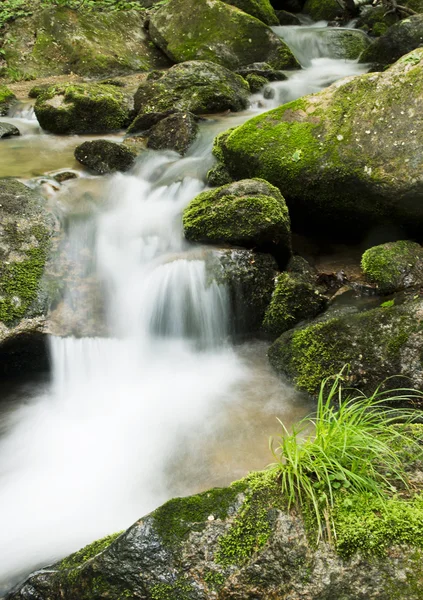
0, 24, 369, 594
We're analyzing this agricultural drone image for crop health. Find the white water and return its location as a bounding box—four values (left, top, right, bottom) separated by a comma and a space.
0, 24, 369, 594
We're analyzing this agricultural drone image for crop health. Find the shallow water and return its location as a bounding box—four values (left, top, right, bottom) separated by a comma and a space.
0, 24, 368, 594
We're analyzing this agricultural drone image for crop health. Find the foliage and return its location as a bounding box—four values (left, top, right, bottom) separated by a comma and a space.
270, 368, 423, 542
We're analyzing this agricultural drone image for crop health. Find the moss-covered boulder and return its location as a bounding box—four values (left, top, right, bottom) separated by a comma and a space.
356, 6, 398, 37
74, 140, 136, 175
128, 61, 249, 133
303, 0, 346, 21
223, 0, 279, 24
276, 9, 301, 24
210, 249, 278, 334
149, 0, 300, 71
268, 296, 423, 397
315, 28, 371, 60
236, 62, 288, 81
34, 83, 132, 134
7, 467, 423, 600
215, 49, 423, 237
360, 14, 423, 68
2, 7, 170, 79
147, 112, 198, 155
0, 86, 16, 116
361, 240, 423, 295
183, 179, 292, 262
206, 163, 234, 187
0, 180, 54, 375
263, 271, 326, 337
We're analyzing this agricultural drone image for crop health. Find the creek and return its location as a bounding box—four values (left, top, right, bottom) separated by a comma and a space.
0, 23, 368, 595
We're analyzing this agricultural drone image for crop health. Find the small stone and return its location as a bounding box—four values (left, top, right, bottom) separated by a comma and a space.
0, 122, 20, 138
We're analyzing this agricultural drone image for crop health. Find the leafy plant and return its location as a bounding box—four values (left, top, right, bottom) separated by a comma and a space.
270, 368, 423, 542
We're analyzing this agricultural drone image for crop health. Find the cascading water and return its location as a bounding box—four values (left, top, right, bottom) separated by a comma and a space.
0, 23, 369, 595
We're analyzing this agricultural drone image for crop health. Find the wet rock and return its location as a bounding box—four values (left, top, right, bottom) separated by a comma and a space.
50, 170, 79, 183
149, 0, 300, 71
236, 62, 288, 81
147, 112, 198, 155
28, 84, 51, 99
7, 470, 423, 600
122, 135, 148, 155
183, 179, 292, 264
316, 28, 371, 60
2, 6, 170, 79
360, 14, 423, 68
210, 249, 278, 334
206, 163, 233, 187
0, 317, 50, 377
0, 122, 20, 138
356, 6, 398, 37
268, 295, 423, 398
0, 180, 55, 372
245, 73, 269, 92
361, 240, 423, 294
303, 0, 346, 21
275, 9, 301, 24
263, 271, 327, 337
0, 85, 16, 116
128, 61, 249, 134
34, 83, 133, 134
215, 48, 423, 239
74, 140, 136, 175
223, 0, 279, 24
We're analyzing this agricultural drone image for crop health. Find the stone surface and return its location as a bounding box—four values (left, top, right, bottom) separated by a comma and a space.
356, 6, 398, 37
316, 28, 371, 60
361, 240, 423, 294
2, 6, 170, 79
215, 49, 423, 238
360, 14, 423, 68
303, 0, 346, 21
223, 0, 279, 24
0, 86, 16, 116
236, 62, 288, 81
128, 61, 249, 133
35, 83, 133, 134
183, 179, 292, 263
6, 469, 423, 600
275, 9, 301, 24
149, 0, 300, 71
0, 122, 20, 138
74, 140, 136, 175
147, 112, 199, 154
268, 295, 423, 398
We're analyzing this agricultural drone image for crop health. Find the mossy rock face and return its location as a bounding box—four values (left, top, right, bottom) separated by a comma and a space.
223, 0, 279, 24
209, 249, 278, 334
236, 62, 288, 81
360, 15, 423, 68
8, 468, 423, 600
275, 9, 301, 24
263, 271, 326, 337
74, 140, 136, 175
207, 163, 233, 187
128, 61, 250, 133
35, 83, 133, 134
147, 111, 198, 155
303, 0, 346, 21
0, 86, 16, 116
149, 0, 300, 71
356, 6, 398, 37
268, 296, 423, 398
361, 240, 423, 295
215, 49, 423, 238
183, 179, 292, 262
0, 180, 53, 326
315, 28, 371, 60
245, 73, 269, 92
2, 7, 170, 79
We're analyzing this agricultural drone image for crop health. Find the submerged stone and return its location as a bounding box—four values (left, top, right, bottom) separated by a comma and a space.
149, 0, 300, 70
74, 140, 136, 175
35, 83, 133, 134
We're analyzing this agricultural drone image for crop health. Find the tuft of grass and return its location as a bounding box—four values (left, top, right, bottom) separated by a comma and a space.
270, 368, 423, 543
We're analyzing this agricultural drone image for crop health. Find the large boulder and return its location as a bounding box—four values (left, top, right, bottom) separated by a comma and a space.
356, 6, 398, 37
303, 0, 346, 21
74, 140, 136, 175
223, 0, 279, 24
0, 180, 54, 374
313, 28, 371, 60
361, 240, 423, 294
268, 296, 423, 398
215, 49, 423, 238
2, 7, 170, 79
0, 86, 16, 116
360, 14, 423, 68
183, 179, 292, 263
128, 61, 250, 133
149, 0, 300, 71
35, 83, 133, 134
147, 112, 199, 155
7, 469, 423, 600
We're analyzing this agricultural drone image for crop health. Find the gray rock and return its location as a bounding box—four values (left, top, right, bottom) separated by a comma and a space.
0, 122, 20, 138
147, 112, 198, 155
74, 140, 136, 174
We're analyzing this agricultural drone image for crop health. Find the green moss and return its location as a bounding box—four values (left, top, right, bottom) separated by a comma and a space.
223, 0, 279, 25
263, 272, 326, 337
204, 570, 225, 590
215, 471, 283, 567
152, 481, 247, 551
303, 0, 345, 21
0, 85, 15, 115
150, 579, 196, 600
361, 240, 423, 294
245, 73, 268, 93
206, 163, 233, 187
57, 532, 122, 571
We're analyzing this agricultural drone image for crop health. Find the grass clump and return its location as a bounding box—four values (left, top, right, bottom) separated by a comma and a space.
270, 368, 423, 543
